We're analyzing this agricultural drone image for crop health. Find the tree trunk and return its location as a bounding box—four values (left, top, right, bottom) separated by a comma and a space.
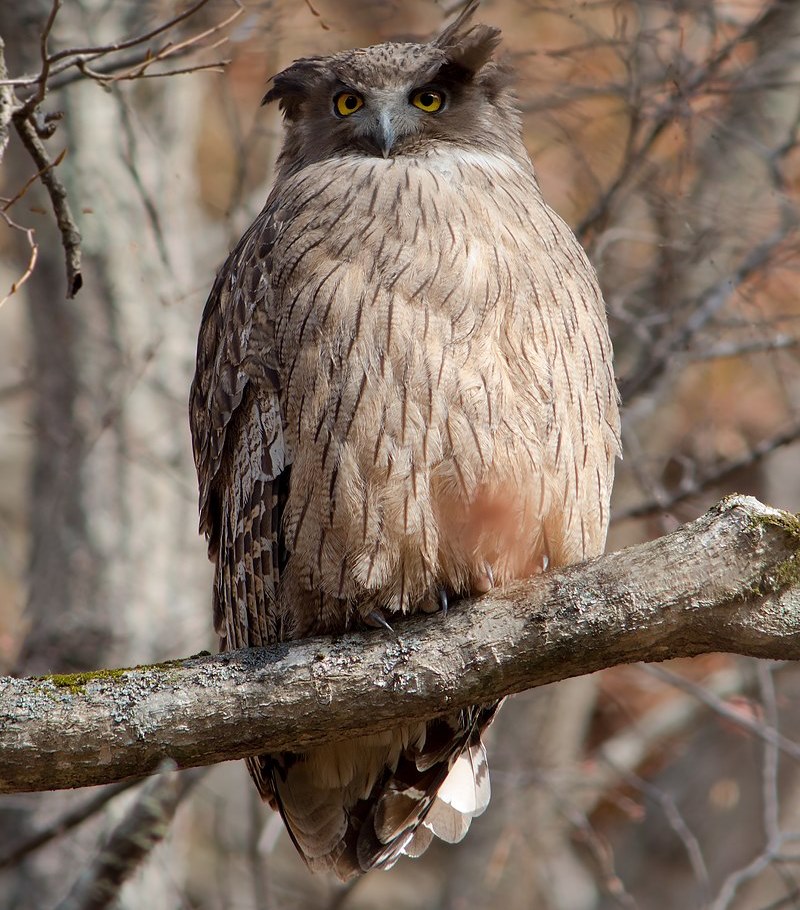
0, 1, 211, 906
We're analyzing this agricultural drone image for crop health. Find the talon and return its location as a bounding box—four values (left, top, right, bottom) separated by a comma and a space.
366, 609, 395, 634
470, 563, 495, 595
438, 588, 449, 616
541, 554, 550, 573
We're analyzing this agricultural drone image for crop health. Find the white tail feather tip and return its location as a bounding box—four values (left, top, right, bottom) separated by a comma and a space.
435, 743, 490, 816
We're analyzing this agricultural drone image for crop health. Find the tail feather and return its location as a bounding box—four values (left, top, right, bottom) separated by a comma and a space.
422, 799, 471, 844
402, 823, 434, 858
250, 706, 498, 880
435, 740, 491, 816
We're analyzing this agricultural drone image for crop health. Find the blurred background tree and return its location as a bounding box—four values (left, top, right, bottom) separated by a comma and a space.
0, 1, 798, 908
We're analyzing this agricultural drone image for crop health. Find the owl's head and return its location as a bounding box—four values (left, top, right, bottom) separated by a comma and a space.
264, 1, 520, 170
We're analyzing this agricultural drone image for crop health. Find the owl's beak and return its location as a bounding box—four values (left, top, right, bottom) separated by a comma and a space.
374, 110, 395, 158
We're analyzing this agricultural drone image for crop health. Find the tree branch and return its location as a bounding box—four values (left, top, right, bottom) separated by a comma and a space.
613, 421, 800, 522
1, 495, 798, 795
0, 779, 139, 870
0, 0, 242, 302
0, 38, 12, 160
54, 766, 203, 910
11, 111, 81, 296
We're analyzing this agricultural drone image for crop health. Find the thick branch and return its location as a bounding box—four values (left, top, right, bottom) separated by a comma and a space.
1, 495, 798, 795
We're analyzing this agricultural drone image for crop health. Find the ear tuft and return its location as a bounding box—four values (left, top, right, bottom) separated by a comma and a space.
262, 58, 325, 120
433, 3, 501, 76
433, 0, 481, 48
442, 24, 502, 75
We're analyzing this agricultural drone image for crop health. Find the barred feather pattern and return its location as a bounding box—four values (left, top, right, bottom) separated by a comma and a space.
190, 8, 620, 882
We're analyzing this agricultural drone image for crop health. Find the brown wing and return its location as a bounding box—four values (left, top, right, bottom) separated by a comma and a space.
189, 204, 289, 654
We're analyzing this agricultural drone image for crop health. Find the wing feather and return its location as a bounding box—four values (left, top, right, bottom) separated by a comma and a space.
189, 204, 289, 656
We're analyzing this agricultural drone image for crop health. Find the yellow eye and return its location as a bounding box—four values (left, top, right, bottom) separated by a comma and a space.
334, 92, 364, 117
411, 89, 444, 113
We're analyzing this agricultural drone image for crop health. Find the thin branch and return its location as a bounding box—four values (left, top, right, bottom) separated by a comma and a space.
619, 226, 797, 401
2, 0, 242, 92
566, 805, 639, 909
0, 495, 799, 795
44, 4, 241, 91
70, 6, 242, 86
50, 0, 215, 64
0, 0, 242, 301
54, 766, 203, 910
603, 761, 711, 899
114, 93, 170, 269
0, 208, 39, 306
613, 421, 800, 522
589, 665, 752, 806
0, 780, 139, 870
19, 0, 60, 115
711, 847, 781, 910
48, 49, 225, 92
759, 661, 781, 845
642, 665, 800, 764
11, 113, 81, 296
687, 335, 798, 361
709, 831, 800, 910
576, 0, 787, 240
96, 59, 231, 82
2, 146, 66, 212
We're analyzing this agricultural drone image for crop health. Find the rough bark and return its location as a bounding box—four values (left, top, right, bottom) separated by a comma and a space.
0, 39, 11, 162
0, 495, 798, 795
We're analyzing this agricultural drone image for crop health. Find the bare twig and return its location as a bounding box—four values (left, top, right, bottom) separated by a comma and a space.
114, 94, 170, 269
70, 5, 242, 87
0, 0, 219, 87
603, 761, 711, 901
0, 780, 139, 870
10, 112, 81, 296
613, 421, 800, 522
0, 208, 39, 306
576, 1, 787, 240
2, 146, 66, 211
759, 661, 781, 845
49, 50, 225, 91
92, 59, 231, 82
15, 0, 61, 116
642, 665, 800, 765
47, 0, 216, 65
637, 660, 800, 908
687, 335, 799, 361
709, 831, 800, 910
589, 666, 752, 806
619, 226, 797, 401
54, 766, 203, 910
566, 805, 639, 909
0, 0, 242, 302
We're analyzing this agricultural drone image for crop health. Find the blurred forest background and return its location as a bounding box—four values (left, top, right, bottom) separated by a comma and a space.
1, 0, 799, 908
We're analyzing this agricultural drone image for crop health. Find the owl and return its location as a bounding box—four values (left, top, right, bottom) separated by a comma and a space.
190, 0, 620, 881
